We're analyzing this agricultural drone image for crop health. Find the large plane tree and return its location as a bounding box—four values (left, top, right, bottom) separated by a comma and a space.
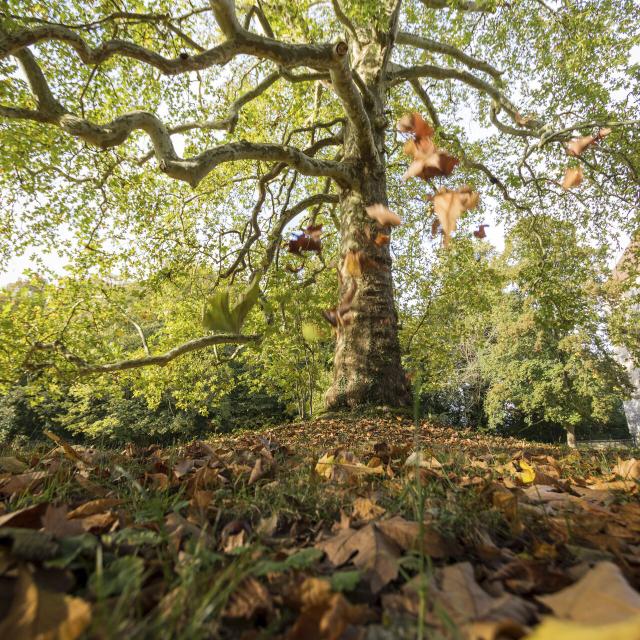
1, 0, 638, 409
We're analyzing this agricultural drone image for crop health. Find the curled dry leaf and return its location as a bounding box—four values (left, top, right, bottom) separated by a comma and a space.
315, 450, 384, 482
562, 166, 584, 189
365, 204, 401, 227
288, 231, 322, 255
374, 232, 390, 247
473, 224, 489, 239
397, 111, 434, 138
323, 279, 358, 329
432, 186, 480, 247
402, 137, 459, 181
565, 128, 612, 157
343, 250, 363, 278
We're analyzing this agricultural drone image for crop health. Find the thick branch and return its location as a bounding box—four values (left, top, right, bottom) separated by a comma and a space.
32, 334, 259, 374
396, 31, 503, 80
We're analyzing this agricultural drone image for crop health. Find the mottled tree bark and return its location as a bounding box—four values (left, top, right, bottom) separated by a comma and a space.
325, 40, 411, 409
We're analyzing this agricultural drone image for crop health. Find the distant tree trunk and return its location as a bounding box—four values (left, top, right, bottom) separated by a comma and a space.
566, 424, 577, 448
324, 115, 410, 409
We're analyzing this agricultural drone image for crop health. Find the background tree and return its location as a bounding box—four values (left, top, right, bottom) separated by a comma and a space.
480, 217, 632, 447
1, 0, 639, 410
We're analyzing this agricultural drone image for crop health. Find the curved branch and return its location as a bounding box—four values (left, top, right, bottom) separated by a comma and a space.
396, 31, 503, 80
390, 62, 541, 129
331, 0, 359, 39
32, 334, 260, 374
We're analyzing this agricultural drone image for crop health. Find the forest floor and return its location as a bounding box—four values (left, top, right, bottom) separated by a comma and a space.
1, 416, 639, 639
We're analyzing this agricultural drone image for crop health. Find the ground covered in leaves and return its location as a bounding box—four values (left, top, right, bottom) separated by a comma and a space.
1, 416, 640, 639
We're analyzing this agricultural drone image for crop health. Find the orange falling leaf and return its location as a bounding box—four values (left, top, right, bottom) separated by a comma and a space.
562, 166, 584, 190
343, 250, 363, 278
397, 112, 434, 139
432, 186, 480, 247
402, 136, 458, 181
515, 112, 537, 127
365, 204, 401, 227
374, 233, 390, 247
565, 128, 612, 157
431, 217, 441, 238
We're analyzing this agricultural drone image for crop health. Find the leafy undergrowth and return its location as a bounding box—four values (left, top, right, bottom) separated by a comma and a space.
1, 417, 639, 639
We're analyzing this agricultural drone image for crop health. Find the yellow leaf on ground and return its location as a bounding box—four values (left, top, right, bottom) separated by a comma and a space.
527, 614, 640, 640
517, 460, 536, 485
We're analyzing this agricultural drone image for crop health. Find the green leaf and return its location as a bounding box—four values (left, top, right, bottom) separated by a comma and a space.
330, 570, 361, 592
202, 278, 260, 334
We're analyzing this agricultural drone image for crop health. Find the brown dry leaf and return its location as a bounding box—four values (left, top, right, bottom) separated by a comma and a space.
365, 204, 401, 227
224, 577, 272, 619
145, 472, 170, 490
0, 457, 28, 473
0, 567, 91, 640
402, 137, 459, 181
565, 128, 611, 157
431, 562, 537, 628
352, 497, 386, 523
81, 511, 118, 533
515, 112, 536, 127
374, 233, 390, 247
537, 561, 640, 625
315, 451, 384, 482
40, 505, 85, 538
432, 186, 480, 247
316, 523, 401, 593
397, 112, 434, 138
44, 430, 88, 465
377, 516, 452, 559
0, 503, 48, 529
404, 451, 442, 470
173, 459, 196, 478
287, 577, 371, 640
67, 498, 123, 519
0, 471, 50, 496
343, 250, 363, 278
248, 457, 270, 485
562, 166, 583, 189
613, 458, 640, 481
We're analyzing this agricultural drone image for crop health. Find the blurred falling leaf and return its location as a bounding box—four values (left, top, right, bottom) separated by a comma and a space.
365, 204, 401, 227
202, 276, 260, 333
432, 186, 480, 247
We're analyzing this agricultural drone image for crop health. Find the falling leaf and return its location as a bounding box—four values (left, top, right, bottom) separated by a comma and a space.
565, 128, 612, 157
473, 224, 489, 239
248, 457, 270, 485
402, 138, 459, 181
404, 451, 443, 470
562, 166, 584, 189
44, 431, 88, 464
431, 217, 441, 238
365, 203, 401, 227
343, 250, 363, 278
302, 323, 327, 342
288, 230, 322, 255
397, 112, 434, 138
305, 224, 323, 241
515, 112, 537, 126
323, 279, 358, 329
374, 233, 390, 247
202, 276, 260, 334
432, 186, 480, 247
537, 562, 640, 625
0, 567, 91, 640
516, 460, 536, 485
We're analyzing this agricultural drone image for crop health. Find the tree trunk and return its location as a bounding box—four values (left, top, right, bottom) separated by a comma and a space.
324, 173, 410, 409
566, 424, 577, 448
